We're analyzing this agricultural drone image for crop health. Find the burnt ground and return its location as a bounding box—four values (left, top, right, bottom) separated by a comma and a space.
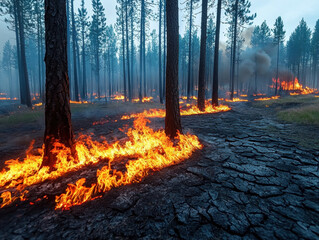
0, 102, 319, 240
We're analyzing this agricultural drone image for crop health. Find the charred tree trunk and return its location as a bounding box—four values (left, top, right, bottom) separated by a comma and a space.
165, 0, 182, 138
197, 0, 208, 111
163, 0, 167, 99
212, 0, 222, 106
43, 0, 76, 168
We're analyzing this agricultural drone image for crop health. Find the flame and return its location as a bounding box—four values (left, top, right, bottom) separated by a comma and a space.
70, 100, 89, 104
254, 96, 280, 101
225, 98, 248, 102
0, 97, 18, 100
271, 77, 317, 95
55, 116, 202, 209
121, 102, 231, 120
240, 94, 248, 97
112, 95, 125, 101
0, 115, 203, 209
34, 103, 43, 107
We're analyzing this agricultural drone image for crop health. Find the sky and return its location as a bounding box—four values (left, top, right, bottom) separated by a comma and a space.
0, 0, 318, 59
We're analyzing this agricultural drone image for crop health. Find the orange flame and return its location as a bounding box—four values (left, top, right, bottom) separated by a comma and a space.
70, 100, 89, 104
225, 98, 248, 102
0, 116, 203, 209
121, 102, 231, 120
254, 96, 280, 101
55, 116, 202, 209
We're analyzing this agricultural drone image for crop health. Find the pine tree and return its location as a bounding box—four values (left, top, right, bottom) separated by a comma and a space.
273, 17, 285, 95
90, 0, 107, 99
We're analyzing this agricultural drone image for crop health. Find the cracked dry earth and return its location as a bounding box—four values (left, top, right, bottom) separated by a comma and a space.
0, 102, 319, 240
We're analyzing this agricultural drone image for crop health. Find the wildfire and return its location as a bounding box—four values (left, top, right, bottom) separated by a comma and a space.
131, 97, 153, 103
121, 102, 231, 120
55, 116, 202, 209
225, 98, 248, 102
0, 97, 18, 100
240, 94, 248, 97
0, 116, 202, 209
70, 100, 89, 104
34, 103, 43, 107
271, 77, 317, 95
254, 96, 280, 101
113, 95, 125, 101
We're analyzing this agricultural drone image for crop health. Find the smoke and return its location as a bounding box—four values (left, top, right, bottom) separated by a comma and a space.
242, 27, 254, 49
238, 48, 272, 83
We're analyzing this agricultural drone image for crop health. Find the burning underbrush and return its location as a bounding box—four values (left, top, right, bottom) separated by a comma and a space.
0, 116, 202, 209
121, 101, 231, 120
271, 77, 317, 95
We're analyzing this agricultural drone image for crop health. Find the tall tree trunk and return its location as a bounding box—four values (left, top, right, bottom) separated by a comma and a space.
139, 0, 144, 101
275, 40, 280, 95
71, 0, 79, 101
197, 0, 208, 111
165, 0, 182, 138
13, 0, 24, 104
187, 0, 193, 100
82, 27, 87, 99
121, 0, 127, 101
66, 0, 71, 99
130, 0, 134, 98
43, 0, 76, 168
230, 0, 239, 101
36, 2, 43, 100
17, 0, 32, 108
125, 0, 131, 101
163, 0, 167, 99
212, 0, 222, 106
159, 0, 163, 103
143, 21, 146, 97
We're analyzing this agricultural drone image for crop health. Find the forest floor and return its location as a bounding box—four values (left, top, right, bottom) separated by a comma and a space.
0, 96, 319, 239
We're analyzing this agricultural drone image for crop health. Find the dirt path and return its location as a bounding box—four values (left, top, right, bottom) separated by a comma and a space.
0, 102, 318, 239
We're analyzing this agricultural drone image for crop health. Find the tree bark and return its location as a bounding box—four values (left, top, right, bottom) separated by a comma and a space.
165, 0, 182, 138
187, 0, 193, 100
125, 0, 131, 101
230, 0, 239, 101
43, 0, 76, 168
212, 0, 222, 106
71, 0, 79, 101
17, 0, 32, 108
159, 0, 163, 104
197, 0, 208, 111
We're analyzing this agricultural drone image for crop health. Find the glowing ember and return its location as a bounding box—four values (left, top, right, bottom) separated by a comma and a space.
0, 97, 18, 100
225, 98, 248, 102
34, 103, 43, 107
55, 116, 202, 209
113, 95, 125, 101
254, 96, 280, 101
240, 94, 248, 97
70, 100, 89, 104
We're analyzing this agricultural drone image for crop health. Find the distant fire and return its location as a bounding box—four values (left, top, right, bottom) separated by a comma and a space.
132, 97, 153, 103
112, 95, 125, 101
0, 97, 18, 100
253, 93, 266, 96
254, 96, 280, 101
121, 101, 231, 120
240, 94, 248, 97
0, 116, 202, 209
225, 98, 248, 102
70, 100, 89, 104
34, 103, 43, 107
271, 77, 317, 95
